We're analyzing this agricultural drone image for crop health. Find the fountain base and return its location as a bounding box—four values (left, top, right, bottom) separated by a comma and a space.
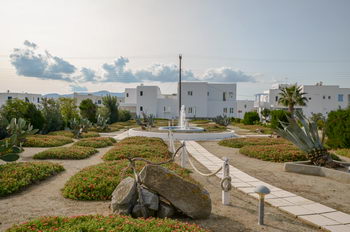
158, 126, 204, 132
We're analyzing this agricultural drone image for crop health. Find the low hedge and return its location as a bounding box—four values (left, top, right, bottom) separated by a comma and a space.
49, 130, 100, 138
33, 146, 98, 160
0, 162, 64, 197
219, 137, 289, 148
23, 135, 73, 147
103, 136, 170, 161
6, 215, 209, 232
239, 144, 307, 162
74, 137, 116, 148
62, 159, 195, 200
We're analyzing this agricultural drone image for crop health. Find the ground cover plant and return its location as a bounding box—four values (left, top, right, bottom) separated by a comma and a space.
33, 146, 98, 160
219, 137, 289, 148
233, 123, 274, 134
6, 215, 209, 232
74, 137, 116, 148
103, 136, 170, 161
0, 161, 64, 197
23, 135, 73, 147
334, 149, 350, 159
62, 158, 195, 200
49, 130, 100, 138
201, 124, 227, 132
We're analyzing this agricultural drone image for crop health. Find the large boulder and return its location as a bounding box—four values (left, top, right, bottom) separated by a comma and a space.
111, 177, 138, 215
157, 201, 175, 218
140, 188, 159, 211
139, 165, 211, 219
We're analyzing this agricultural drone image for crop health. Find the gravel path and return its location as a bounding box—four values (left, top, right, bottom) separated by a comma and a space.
0, 143, 112, 231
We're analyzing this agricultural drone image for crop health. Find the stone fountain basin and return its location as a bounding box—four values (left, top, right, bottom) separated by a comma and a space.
158, 126, 204, 132
284, 160, 350, 184
127, 128, 237, 141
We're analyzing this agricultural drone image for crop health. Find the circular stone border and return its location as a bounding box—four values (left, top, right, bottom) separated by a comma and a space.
127, 128, 238, 141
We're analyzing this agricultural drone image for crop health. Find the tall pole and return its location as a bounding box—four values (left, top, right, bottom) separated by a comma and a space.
178, 54, 182, 115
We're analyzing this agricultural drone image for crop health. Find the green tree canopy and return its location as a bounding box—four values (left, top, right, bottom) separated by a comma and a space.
41, 98, 64, 133
102, 95, 119, 123
59, 97, 79, 127
278, 84, 308, 115
79, 99, 97, 123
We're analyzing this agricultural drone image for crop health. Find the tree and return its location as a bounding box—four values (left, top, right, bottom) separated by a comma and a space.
102, 95, 119, 123
270, 110, 291, 129
243, 112, 260, 125
310, 113, 325, 130
118, 110, 132, 122
325, 108, 350, 148
41, 98, 64, 134
59, 97, 79, 127
79, 99, 97, 123
261, 108, 270, 122
24, 103, 45, 131
278, 84, 308, 116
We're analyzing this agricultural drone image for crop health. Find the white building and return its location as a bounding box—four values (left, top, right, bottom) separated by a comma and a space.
255, 83, 350, 118
0, 91, 42, 107
73, 93, 104, 106
120, 82, 252, 119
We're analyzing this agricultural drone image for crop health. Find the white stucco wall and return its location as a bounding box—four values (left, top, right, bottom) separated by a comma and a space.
236, 100, 255, 119
0, 92, 42, 107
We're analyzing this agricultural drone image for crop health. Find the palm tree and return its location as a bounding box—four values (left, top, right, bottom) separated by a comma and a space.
278, 84, 308, 116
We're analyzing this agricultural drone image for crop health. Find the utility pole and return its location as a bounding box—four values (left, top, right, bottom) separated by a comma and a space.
178, 54, 182, 115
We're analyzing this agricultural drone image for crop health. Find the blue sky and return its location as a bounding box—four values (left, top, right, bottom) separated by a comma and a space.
0, 0, 349, 99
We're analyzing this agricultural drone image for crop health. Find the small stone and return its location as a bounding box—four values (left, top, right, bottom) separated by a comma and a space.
111, 177, 137, 215
157, 202, 175, 218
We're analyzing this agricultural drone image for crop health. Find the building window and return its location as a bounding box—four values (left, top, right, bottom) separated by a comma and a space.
229, 92, 234, 98
188, 91, 193, 96
308, 97, 312, 100
229, 108, 234, 114
323, 96, 326, 99
126, 93, 129, 97
188, 107, 193, 114
37, 97, 40, 103
207, 92, 209, 96
7, 96, 12, 100
275, 96, 278, 102
338, 94, 344, 102
97, 100, 101, 104
140, 106, 143, 111
328, 96, 331, 99
25, 97, 29, 102
223, 108, 227, 113
223, 92, 227, 101
140, 91, 143, 96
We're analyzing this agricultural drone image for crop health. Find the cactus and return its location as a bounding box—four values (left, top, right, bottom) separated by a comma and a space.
69, 118, 92, 138
135, 113, 155, 130
95, 114, 109, 132
213, 115, 231, 126
6, 118, 38, 148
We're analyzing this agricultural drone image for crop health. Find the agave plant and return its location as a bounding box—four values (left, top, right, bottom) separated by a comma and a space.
276, 111, 339, 168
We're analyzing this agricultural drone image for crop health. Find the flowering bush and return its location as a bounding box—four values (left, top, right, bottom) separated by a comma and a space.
0, 162, 64, 197
23, 135, 73, 147
219, 137, 289, 148
6, 215, 209, 232
103, 136, 170, 161
74, 137, 116, 148
239, 144, 308, 162
33, 146, 98, 160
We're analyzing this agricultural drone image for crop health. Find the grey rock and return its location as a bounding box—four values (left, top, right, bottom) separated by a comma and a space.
157, 201, 175, 218
111, 177, 138, 215
131, 204, 156, 218
141, 188, 159, 211
139, 165, 211, 219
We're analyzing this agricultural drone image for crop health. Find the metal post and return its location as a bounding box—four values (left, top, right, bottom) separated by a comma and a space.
178, 54, 182, 115
181, 141, 188, 168
258, 195, 265, 225
222, 157, 230, 205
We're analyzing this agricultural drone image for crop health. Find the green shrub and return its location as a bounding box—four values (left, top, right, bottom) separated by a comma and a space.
74, 137, 116, 148
7, 215, 209, 232
103, 137, 169, 161
33, 146, 98, 159
118, 109, 132, 122
326, 108, 350, 148
219, 137, 289, 148
79, 99, 97, 123
270, 110, 291, 129
334, 149, 350, 158
239, 144, 308, 162
0, 162, 64, 197
41, 98, 64, 134
243, 112, 260, 125
23, 135, 73, 147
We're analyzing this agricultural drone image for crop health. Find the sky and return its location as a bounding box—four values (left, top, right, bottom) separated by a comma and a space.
0, 0, 350, 99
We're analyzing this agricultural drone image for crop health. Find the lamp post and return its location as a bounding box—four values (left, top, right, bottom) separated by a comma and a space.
178, 54, 182, 116
254, 185, 270, 225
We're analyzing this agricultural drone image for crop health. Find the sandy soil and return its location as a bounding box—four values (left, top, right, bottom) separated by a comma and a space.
184, 157, 320, 232
198, 141, 350, 215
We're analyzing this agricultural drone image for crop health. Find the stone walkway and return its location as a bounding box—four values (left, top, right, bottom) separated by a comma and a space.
186, 140, 350, 232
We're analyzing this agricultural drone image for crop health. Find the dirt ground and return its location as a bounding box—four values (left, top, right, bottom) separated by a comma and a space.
198, 141, 350, 215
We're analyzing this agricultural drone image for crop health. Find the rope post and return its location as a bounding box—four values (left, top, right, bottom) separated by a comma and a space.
180, 140, 188, 168
222, 157, 231, 205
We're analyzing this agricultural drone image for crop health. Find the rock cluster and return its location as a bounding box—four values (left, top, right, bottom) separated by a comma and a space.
111, 165, 211, 219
